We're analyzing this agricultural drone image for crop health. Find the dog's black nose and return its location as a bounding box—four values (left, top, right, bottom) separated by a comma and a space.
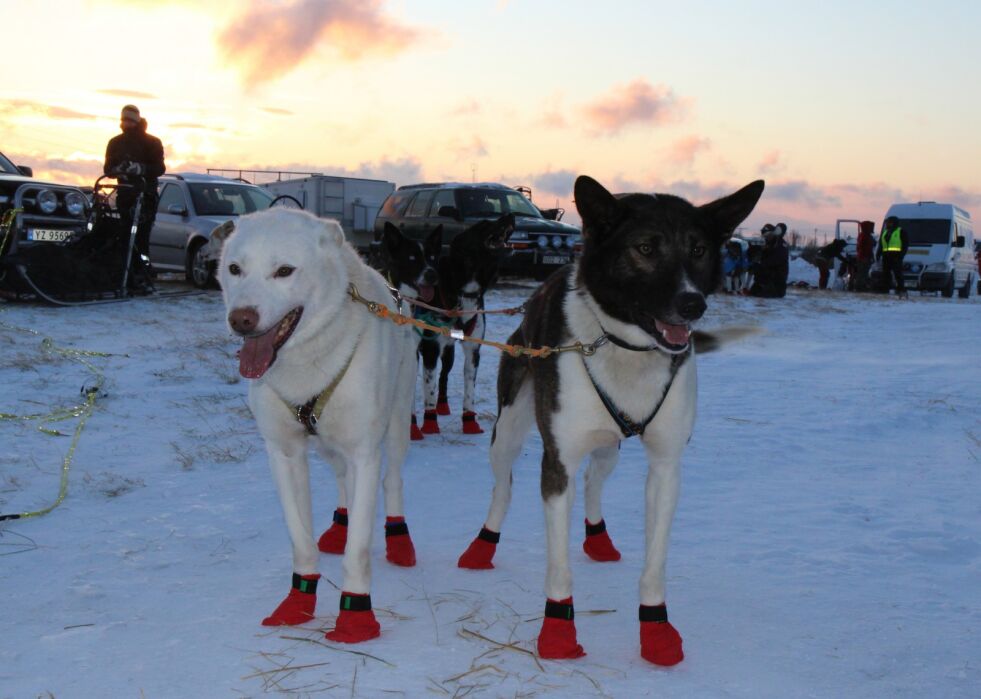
676, 293, 706, 321
229, 306, 259, 334
422, 268, 438, 285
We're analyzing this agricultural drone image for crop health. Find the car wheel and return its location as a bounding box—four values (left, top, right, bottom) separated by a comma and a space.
187, 239, 215, 289
941, 272, 955, 298
959, 274, 972, 298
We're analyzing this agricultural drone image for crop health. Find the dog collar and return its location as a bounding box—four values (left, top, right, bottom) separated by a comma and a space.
599, 330, 662, 352
293, 339, 360, 436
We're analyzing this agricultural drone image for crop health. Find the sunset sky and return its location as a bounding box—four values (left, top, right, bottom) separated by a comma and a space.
3, 0, 980, 236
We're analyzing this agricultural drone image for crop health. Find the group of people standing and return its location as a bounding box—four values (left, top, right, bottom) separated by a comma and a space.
721, 222, 790, 298
812, 218, 907, 296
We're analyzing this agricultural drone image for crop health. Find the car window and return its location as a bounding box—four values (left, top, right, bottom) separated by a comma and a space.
380, 190, 414, 218
457, 189, 542, 219
405, 190, 436, 218
188, 183, 273, 216
429, 189, 458, 217
157, 183, 186, 214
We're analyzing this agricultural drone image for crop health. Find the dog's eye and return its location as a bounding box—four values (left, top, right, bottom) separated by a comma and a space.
228, 263, 241, 276
274, 265, 295, 278
691, 244, 707, 259
637, 243, 654, 256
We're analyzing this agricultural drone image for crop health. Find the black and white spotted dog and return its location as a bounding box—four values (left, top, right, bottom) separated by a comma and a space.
417, 214, 514, 436
458, 175, 764, 665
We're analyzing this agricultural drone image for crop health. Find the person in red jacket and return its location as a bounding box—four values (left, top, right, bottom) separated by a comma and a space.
854, 220, 875, 291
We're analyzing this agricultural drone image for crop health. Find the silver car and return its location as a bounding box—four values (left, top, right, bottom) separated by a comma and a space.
150, 173, 273, 287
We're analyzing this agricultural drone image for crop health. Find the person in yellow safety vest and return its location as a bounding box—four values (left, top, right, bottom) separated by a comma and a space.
876, 215, 909, 297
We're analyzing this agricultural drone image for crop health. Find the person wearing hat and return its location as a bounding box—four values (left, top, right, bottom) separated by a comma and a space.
853, 220, 875, 291
876, 215, 908, 297
749, 222, 789, 298
103, 105, 166, 292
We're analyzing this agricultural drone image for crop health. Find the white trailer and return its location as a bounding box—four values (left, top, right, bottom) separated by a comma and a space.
261, 175, 394, 250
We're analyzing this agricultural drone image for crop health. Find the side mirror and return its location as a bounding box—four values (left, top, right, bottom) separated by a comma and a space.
16, 165, 33, 177
167, 204, 188, 216
437, 205, 461, 220
954, 235, 966, 248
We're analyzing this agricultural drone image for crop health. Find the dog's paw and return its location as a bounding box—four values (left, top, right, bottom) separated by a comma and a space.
582, 519, 621, 562
537, 600, 585, 659
317, 524, 347, 555
325, 593, 381, 643
261, 575, 320, 626
436, 401, 451, 416
461, 411, 484, 434
640, 608, 684, 666
421, 409, 440, 434
384, 518, 416, 567
410, 419, 424, 441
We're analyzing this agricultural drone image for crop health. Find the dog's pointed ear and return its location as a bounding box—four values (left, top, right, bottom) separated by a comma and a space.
425, 225, 443, 256
211, 219, 235, 245
382, 221, 403, 256
700, 180, 765, 240
574, 175, 618, 239
319, 219, 345, 248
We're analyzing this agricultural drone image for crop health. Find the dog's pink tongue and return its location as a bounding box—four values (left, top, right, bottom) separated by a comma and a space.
655, 320, 690, 346
418, 284, 435, 303
239, 331, 276, 379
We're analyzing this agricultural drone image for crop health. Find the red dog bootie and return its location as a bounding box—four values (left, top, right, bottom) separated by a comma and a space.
457, 526, 499, 569
639, 604, 684, 666
421, 409, 440, 434
461, 411, 484, 434
317, 508, 347, 554
582, 518, 621, 562
261, 573, 320, 626
410, 415, 424, 441
537, 597, 586, 659
436, 400, 451, 416
384, 516, 416, 567
325, 592, 381, 643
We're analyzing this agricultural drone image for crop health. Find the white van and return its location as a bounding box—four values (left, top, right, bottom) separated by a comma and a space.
876, 202, 975, 298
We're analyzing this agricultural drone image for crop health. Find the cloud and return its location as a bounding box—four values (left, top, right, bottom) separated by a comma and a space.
580, 80, 690, 136
668, 135, 711, 167
450, 136, 488, 161
169, 122, 212, 130
767, 180, 842, 208
528, 169, 577, 197
8, 153, 104, 185
449, 99, 481, 117
97, 88, 158, 100
262, 107, 294, 116
757, 149, 783, 174
0, 100, 97, 120
218, 0, 426, 85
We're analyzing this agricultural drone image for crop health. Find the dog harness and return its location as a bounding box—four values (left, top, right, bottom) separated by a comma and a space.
581, 346, 689, 439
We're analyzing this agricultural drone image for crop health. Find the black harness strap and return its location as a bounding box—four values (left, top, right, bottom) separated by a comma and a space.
339, 593, 372, 612
545, 599, 575, 621
581, 349, 689, 439
639, 604, 669, 623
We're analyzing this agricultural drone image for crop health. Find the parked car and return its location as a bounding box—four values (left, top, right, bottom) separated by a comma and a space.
373, 182, 581, 278
149, 172, 274, 287
0, 150, 90, 295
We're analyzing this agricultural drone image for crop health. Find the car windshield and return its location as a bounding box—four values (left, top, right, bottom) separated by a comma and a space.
188, 183, 273, 216
457, 189, 543, 219
0, 152, 21, 175
893, 218, 951, 245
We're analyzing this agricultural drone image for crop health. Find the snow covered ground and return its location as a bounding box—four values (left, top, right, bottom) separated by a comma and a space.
1, 274, 979, 698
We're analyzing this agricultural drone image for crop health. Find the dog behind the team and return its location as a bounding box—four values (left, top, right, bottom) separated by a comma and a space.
217, 208, 417, 644
416, 214, 514, 436
458, 175, 764, 666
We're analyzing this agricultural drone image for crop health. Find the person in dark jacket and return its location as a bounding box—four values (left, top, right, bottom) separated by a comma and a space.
853, 220, 875, 291
103, 105, 165, 291
814, 238, 848, 289
876, 215, 908, 297
750, 223, 789, 298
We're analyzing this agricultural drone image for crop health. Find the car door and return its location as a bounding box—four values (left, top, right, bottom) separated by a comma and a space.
401, 189, 436, 240
150, 183, 191, 270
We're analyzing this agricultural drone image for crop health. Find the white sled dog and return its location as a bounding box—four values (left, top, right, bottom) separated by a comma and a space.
458, 175, 764, 665
218, 208, 417, 644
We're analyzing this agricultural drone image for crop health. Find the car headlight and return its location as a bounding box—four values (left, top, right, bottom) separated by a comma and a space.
551, 235, 563, 248
537, 235, 549, 249
509, 230, 528, 241
64, 191, 86, 216
564, 235, 577, 248
37, 189, 58, 214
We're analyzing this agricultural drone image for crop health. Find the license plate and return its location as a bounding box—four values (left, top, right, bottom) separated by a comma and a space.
28, 228, 73, 242
543, 255, 570, 265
